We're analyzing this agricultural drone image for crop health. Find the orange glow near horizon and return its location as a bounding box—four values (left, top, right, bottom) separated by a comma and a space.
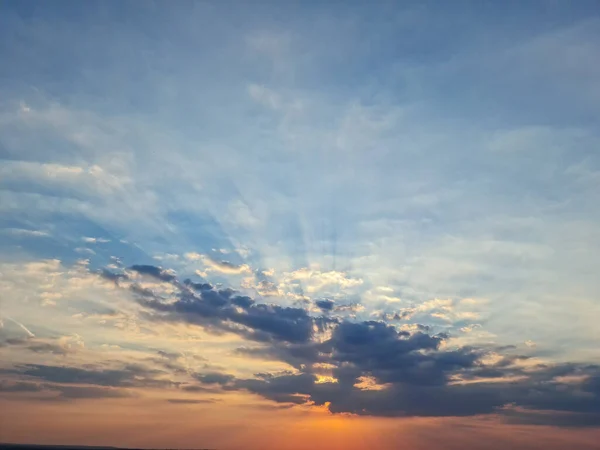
2, 396, 600, 450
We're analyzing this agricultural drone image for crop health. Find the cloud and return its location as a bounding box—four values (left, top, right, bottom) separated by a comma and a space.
196, 358, 600, 424
40, 291, 62, 307
0, 161, 129, 198
183, 279, 213, 291
6, 363, 176, 389
281, 268, 363, 293
166, 398, 219, 404
4, 256, 599, 426
109, 260, 600, 425
207, 259, 252, 275
180, 385, 218, 393
51, 385, 132, 400
185, 253, 252, 275
248, 84, 282, 110
124, 272, 331, 344
82, 237, 110, 243
0, 380, 46, 393
242, 278, 282, 297
99, 268, 129, 284
315, 299, 335, 312
1, 228, 50, 237
25, 342, 70, 355
129, 264, 176, 282
206, 256, 251, 275
0, 379, 132, 400
14, 364, 137, 386
194, 372, 235, 385
501, 405, 600, 428
156, 350, 181, 360
460, 324, 482, 333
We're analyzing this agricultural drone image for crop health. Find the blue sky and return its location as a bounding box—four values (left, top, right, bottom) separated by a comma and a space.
1, 2, 600, 449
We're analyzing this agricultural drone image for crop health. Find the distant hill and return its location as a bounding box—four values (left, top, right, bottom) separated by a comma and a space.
0, 445, 213, 450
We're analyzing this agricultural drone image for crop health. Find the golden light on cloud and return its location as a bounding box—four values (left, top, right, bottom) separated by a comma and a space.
353, 375, 389, 391
315, 375, 338, 384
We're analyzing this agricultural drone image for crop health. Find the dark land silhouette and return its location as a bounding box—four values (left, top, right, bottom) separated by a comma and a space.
1, 445, 213, 450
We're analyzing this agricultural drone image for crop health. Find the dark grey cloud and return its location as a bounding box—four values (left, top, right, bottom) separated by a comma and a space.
0, 380, 45, 392
148, 358, 187, 374
217, 260, 243, 270
52, 385, 132, 400
231, 295, 255, 308
130, 279, 333, 344
315, 299, 334, 311
99, 268, 128, 284
183, 279, 213, 291
17, 364, 140, 386
0, 337, 27, 347
333, 302, 365, 314
382, 310, 416, 321
190, 362, 600, 423
194, 372, 235, 385
502, 407, 600, 427
26, 342, 70, 355
245, 403, 297, 411
0, 380, 131, 400
157, 350, 181, 360
180, 384, 218, 393
0, 334, 72, 355
167, 398, 219, 404
100, 263, 600, 426
325, 322, 472, 387
129, 264, 176, 282
6, 363, 178, 389
193, 319, 600, 425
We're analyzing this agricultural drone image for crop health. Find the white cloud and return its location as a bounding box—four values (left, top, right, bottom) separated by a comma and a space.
376, 286, 394, 293
40, 291, 62, 307
58, 333, 85, 351
460, 324, 481, 333
379, 295, 402, 303
280, 267, 363, 293
248, 84, 281, 110
207, 260, 251, 275
23, 259, 62, 273
19, 101, 31, 113
241, 277, 282, 297
75, 247, 96, 255
185, 253, 251, 275
184, 252, 202, 261
1, 228, 50, 237
82, 237, 110, 244
226, 199, 260, 229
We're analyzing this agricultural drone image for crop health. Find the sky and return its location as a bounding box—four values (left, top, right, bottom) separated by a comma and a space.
1, 1, 600, 449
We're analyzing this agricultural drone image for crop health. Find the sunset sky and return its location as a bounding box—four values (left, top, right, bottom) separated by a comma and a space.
1, 2, 600, 449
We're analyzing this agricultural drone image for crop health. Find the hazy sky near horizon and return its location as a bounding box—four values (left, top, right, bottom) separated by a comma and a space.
1, 1, 600, 449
